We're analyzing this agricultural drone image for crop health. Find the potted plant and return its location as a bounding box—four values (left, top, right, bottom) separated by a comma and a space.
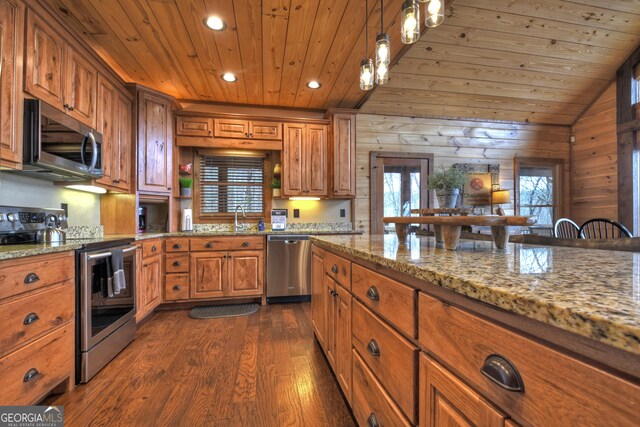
427, 166, 466, 208
272, 162, 282, 197
179, 176, 193, 197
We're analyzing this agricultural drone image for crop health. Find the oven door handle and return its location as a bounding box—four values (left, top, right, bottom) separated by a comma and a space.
87, 245, 137, 261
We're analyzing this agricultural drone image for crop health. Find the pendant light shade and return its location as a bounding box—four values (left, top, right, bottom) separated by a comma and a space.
401, 0, 420, 44
425, 0, 444, 27
360, 58, 375, 90
375, 0, 390, 85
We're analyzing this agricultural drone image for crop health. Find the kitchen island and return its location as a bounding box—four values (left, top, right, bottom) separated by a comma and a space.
310, 234, 640, 427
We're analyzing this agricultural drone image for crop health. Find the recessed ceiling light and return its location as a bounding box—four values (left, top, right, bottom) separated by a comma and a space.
306, 81, 321, 89
204, 15, 226, 31
222, 73, 237, 82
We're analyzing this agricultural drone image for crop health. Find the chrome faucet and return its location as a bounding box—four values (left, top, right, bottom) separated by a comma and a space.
234, 205, 247, 232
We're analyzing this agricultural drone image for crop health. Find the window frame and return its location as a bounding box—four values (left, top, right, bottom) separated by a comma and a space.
514, 157, 565, 226
194, 149, 270, 223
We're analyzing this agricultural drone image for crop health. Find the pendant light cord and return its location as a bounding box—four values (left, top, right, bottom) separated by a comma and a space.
365, 0, 369, 55
380, 0, 384, 33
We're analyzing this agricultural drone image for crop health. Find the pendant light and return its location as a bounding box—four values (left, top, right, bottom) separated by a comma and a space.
360, 0, 374, 91
401, 0, 420, 44
375, 0, 390, 85
423, 0, 444, 28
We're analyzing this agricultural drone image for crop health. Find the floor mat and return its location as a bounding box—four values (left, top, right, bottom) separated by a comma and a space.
189, 303, 260, 319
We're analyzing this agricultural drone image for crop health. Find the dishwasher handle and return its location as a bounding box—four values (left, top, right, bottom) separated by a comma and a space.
284, 240, 299, 245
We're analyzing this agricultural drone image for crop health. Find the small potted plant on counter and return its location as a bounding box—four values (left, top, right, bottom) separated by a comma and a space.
428, 166, 466, 208
272, 162, 282, 197
179, 176, 193, 197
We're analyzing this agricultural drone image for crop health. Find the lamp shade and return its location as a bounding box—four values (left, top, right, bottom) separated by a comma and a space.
492, 190, 511, 205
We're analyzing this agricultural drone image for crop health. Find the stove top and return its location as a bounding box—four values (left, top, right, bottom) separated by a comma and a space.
0, 205, 67, 246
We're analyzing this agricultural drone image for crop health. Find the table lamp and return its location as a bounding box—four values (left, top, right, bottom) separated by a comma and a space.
492, 190, 510, 216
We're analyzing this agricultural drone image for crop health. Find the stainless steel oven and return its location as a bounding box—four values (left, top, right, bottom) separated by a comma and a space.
77, 239, 137, 383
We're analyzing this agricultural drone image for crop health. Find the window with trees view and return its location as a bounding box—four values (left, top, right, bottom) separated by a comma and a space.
515, 158, 563, 226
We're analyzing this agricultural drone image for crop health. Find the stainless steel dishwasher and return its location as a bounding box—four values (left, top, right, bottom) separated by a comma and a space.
266, 235, 311, 303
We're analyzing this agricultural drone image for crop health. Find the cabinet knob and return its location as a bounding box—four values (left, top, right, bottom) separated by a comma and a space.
249, 133, 253, 138
173, 285, 182, 291
173, 244, 182, 249
366, 339, 380, 357
242, 242, 250, 247
205, 242, 214, 248
151, 245, 157, 252
366, 286, 379, 301
331, 264, 338, 274
23, 368, 40, 383
173, 261, 182, 267
24, 273, 40, 285
23, 312, 40, 325
480, 354, 524, 392
366, 413, 379, 427
63, 103, 70, 109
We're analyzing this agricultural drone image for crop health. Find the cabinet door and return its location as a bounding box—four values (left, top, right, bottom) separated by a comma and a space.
25, 9, 65, 109
227, 250, 264, 297
65, 46, 97, 128
335, 284, 352, 404
324, 276, 336, 370
249, 121, 281, 140
331, 114, 356, 197
95, 75, 116, 187
311, 249, 326, 347
190, 251, 226, 299
305, 124, 327, 196
142, 254, 162, 314
114, 92, 132, 191
137, 91, 172, 194
419, 355, 505, 427
176, 116, 213, 137
214, 118, 248, 138
0, 0, 21, 168
282, 123, 304, 196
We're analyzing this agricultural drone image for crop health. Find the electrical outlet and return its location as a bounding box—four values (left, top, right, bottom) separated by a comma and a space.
293, 209, 300, 218
340, 209, 346, 218
60, 203, 68, 216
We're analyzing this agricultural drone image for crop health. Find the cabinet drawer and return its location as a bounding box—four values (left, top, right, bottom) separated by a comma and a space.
0, 284, 74, 356
190, 236, 264, 251
0, 324, 73, 405
250, 121, 282, 140
0, 252, 74, 300
352, 264, 416, 338
419, 293, 640, 427
142, 239, 161, 259
165, 253, 189, 273
324, 252, 351, 290
352, 350, 411, 427
352, 300, 418, 423
165, 237, 189, 252
176, 116, 213, 137
165, 274, 189, 301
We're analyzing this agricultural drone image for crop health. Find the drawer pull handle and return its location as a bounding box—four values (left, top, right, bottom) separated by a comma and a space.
480, 354, 524, 392
331, 264, 338, 274
242, 242, 250, 247
367, 413, 379, 427
151, 245, 157, 252
23, 313, 40, 325
173, 243, 182, 249
173, 261, 182, 267
173, 285, 182, 291
367, 339, 380, 357
24, 273, 40, 284
205, 242, 214, 248
23, 368, 40, 383
366, 286, 379, 301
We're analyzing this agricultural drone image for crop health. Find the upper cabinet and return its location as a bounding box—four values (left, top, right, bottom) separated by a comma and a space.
214, 118, 281, 140
0, 0, 23, 169
282, 123, 327, 197
328, 111, 357, 198
136, 89, 173, 195
176, 116, 213, 137
25, 9, 96, 129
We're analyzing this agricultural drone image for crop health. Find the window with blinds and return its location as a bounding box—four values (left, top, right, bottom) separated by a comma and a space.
198, 155, 265, 215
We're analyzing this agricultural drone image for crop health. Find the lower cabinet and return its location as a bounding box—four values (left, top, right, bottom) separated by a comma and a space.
334, 283, 352, 405
136, 240, 163, 322
190, 250, 263, 299
190, 251, 226, 299
311, 247, 326, 347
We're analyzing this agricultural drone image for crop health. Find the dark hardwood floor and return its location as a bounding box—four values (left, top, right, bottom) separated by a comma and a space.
46, 303, 356, 426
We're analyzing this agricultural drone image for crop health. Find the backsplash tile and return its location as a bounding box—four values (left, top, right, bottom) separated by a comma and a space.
193, 222, 353, 232
66, 225, 104, 239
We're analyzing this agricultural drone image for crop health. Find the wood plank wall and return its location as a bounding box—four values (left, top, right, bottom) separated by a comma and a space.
570, 82, 618, 226
355, 114, 571, 234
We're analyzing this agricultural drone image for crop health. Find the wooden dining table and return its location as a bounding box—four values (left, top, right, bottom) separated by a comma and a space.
383, 215, 538, 250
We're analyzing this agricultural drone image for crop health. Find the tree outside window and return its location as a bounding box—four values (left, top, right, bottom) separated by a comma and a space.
515, 158, 564, 226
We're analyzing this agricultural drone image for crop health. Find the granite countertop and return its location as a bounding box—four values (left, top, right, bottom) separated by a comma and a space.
0, 229, 362, 261
311, 234, 640, 355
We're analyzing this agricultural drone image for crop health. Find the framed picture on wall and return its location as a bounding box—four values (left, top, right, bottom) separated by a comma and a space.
463, 173, 492, 206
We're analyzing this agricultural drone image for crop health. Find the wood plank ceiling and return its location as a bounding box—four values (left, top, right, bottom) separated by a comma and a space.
42, 0, 406, 111
360, 0, 640, 125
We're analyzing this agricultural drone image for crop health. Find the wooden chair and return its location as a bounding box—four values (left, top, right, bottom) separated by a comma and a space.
553, 218, 580, 239
579, 218, 632, 239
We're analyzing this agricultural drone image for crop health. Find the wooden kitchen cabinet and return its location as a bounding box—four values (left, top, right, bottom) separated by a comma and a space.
190, 251, 226, 299
227, 250, 264, 297
0, 0, 23, 169
137, 240, 163, 322
214, 118, 281, 140
419, 355, 505, 427
176, 116, 213, 137
282, 123, 327, 197
311, 247, 326, 347
323, 276, 337, 370
328, 111, 356, 198
334, 283, 352, 404
190, 249, 263, 299
25, 8, 96, 128
136, 89, 173, 194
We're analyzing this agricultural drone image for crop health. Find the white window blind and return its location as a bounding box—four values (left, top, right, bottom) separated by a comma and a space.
199, 155, 264, 215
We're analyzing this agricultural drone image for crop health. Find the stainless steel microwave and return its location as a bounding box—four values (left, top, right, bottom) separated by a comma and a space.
21, 99, 103, 182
